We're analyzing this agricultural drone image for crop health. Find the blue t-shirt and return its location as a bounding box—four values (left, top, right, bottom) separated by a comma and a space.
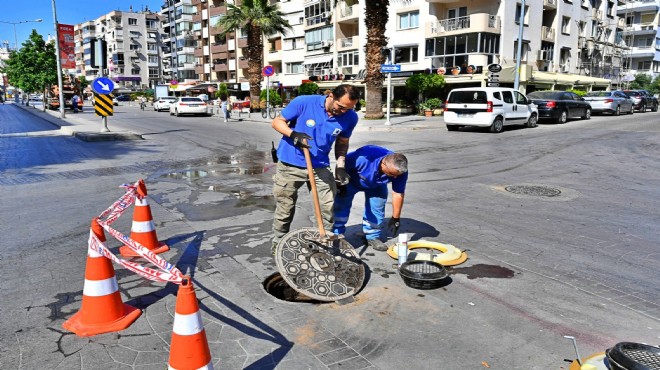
277, 95, 358, 168
346, 145, 408, 193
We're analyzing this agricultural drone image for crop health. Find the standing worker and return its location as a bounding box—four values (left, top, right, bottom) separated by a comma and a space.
72, 93, 79, 113
271, 84, 360, 254
332, 145, 408, 251
219, 93, 229, 122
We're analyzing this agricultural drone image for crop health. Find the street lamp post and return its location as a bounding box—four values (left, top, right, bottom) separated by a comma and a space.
51, 0, 65, 118
0, 18, 43, 50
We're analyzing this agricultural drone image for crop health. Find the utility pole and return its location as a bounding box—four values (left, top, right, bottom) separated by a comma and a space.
51, 0, 65, 118
514, 0, 525, 91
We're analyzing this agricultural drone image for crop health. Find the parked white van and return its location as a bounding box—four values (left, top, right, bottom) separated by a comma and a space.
444, 87, 538, 133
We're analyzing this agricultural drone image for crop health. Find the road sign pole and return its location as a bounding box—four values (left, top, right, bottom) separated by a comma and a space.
384, 72, 392, 126
266, 75, 270, 118
101, 116, 109, 132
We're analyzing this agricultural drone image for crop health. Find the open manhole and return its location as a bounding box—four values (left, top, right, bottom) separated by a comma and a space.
263, 273, 321, 303
504, 185, 561, 197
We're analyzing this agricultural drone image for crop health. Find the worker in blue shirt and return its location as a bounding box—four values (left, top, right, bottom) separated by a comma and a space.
332, 145, 408, 251
271, 84, 360, 254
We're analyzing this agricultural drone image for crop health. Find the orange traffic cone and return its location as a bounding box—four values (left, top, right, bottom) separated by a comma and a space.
63, 218, 142, 337
119, 179, 169, 257
168, 277, 213, 370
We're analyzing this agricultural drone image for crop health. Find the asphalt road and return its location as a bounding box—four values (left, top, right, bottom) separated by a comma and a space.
0, 102, 658, 369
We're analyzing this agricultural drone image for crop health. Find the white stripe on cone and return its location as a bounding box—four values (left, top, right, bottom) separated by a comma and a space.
168, 363, 213, 370
131, 220, 155, 233
172, 312, 204, 336
83, 277, 119, 297
135, 197, 149, 206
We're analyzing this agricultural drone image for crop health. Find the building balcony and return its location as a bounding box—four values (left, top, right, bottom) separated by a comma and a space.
175, 14, 194, 23
337, 4, 359, 23
622, 24, 658, 35
237, 37, 248, 48
211, 43, 228, 54
426, 13, 500, 38
209, 4, 227, 16
239, 58, 248, 69
543, 0, 557, 9
617, 0, 659, 14
178, 46, 196, 55
630, 45, 655, 57
337, 36, 359, 51
214, 63, 229, 72
266, 49, 282, 62
541, 26, 555, 42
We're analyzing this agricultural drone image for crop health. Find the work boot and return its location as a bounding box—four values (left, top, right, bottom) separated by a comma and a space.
366, 239, 387, 251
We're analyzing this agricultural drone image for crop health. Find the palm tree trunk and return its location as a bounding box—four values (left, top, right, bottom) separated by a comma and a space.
364, 0, 389, 119
247, 24, 264, 110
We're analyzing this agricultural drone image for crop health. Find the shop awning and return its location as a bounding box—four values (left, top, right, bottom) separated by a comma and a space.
303, 55, 333, 65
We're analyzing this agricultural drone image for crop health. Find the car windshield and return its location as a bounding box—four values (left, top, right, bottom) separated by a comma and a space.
181, 97, 202, 102
161, 97, 176, 101
586, 92, 612, 97
448, 91, 488, 104
528, 91, 563, 99
624, 91, 641, 96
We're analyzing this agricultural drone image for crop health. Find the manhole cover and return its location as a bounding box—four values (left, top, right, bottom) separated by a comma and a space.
504, 185, 561, 197
275, 227, 365, 302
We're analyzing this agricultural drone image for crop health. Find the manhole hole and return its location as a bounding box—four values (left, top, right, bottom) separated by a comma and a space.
504, 185, 561, 197
263, 273, 321, 303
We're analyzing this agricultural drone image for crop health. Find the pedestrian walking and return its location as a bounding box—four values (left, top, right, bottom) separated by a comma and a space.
140, 96, 146, 110
220, 93, 229, 122
72, 94, 79, 113
332, 145, 408, 251
270, 84, 360, 254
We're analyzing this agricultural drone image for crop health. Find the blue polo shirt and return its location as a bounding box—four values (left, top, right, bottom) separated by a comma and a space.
346, 145, 408, 193
277, 95, 358, 168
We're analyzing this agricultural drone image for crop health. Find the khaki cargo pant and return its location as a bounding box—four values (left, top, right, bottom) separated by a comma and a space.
272, 161, 337, 252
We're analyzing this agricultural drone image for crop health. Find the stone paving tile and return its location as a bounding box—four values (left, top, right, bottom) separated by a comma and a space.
80, 342, 115, 367
133, 350, 170, 366
327, 355, 374, 370
215, 354, 248, 370
143, 311, 174, 334
119, 333, 168, 352
105, 344, 139, 366
238, 336, 283, 355
316, 347, 361, 366
307, 338, 348, 356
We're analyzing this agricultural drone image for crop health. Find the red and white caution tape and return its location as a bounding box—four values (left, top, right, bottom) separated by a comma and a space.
91, 180, 184, 284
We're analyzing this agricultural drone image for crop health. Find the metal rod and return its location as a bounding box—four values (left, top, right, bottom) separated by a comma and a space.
563, 335, 582, 366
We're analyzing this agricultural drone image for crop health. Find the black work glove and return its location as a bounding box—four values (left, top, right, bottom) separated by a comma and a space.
337, 184, 347, 196
335, 166, 350, 186
388, 218, 400, 235
289, 131, 311, 148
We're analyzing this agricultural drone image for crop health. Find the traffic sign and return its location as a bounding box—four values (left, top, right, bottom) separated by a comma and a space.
262, 65, 274, 77
487, 64, 502, 73
94, 93, 114, 116
92, 77, 115, 95
380, 64, 401, 73
486, 82, 500, 87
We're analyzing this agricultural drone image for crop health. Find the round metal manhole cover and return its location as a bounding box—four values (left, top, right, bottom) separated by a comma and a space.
275, 227, 365, 302
504, 185, 562, 197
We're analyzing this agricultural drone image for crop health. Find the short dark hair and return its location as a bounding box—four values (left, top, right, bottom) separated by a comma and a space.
384, 153, 408, 174
332, 84, 360, 102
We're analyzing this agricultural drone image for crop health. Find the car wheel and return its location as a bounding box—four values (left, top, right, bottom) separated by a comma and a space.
640, 103, 647, 113
652, 103, 659, 112
614, 105, 621, 116
526, 113, 538, 128
556, 110, 568, 124
582, 108, 591, 120
169, 110, 173, 116
489, 117, 504, 133
175, 109, 180, 117
446, 125, 459, 131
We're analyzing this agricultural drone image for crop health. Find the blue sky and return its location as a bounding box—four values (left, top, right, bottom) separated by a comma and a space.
1, 0, 163, 49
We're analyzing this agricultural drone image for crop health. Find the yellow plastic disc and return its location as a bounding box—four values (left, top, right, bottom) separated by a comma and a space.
387, 240, 468, 266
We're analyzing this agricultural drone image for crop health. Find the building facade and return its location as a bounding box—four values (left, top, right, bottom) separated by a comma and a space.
617, 0, 660, 78
74, 7, 164, 91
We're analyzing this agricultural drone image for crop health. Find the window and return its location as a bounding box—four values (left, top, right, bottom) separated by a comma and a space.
128, 18, 137, 26
515, 5, 529, 25
561, 16, 571, 34
147, 43, 157, 51
578, 21, 586, 37
502, 91, 513, 104
210, 15, 223, 27
514, 92, 527, 104
447, 7, 467, 20
395, 46, 418, 63
131, 68, 140, 75
398, 11, 419, 30
338, 50, 359, 67
148, 55, 158, 63
641, 13, 655, 24
513, 41, 530, 62
637, 61, 651, 71
304, 26, 334, 51
304, 0, 332, 26
286, 62, 304, 74
130, 44, 141, 50
149, 68, 159, 78
607, 1, 614, 17
146, 20, 157, 29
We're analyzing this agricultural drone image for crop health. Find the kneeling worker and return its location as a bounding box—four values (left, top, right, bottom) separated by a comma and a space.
332, 145, 408, 251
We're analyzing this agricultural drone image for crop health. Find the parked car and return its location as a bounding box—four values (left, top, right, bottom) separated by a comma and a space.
623, 90, 651, 112
169, 97, 210, 116
624, 90, 658, 112
153, 96, 177, 112
637, 90, 660, 112
444, 87, 538, 133
112, 94, 132, 105
527, 91, 592, 124
583, 91, 634, 115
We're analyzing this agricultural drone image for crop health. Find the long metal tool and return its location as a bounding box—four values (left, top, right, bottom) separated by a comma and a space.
301, 140, 326, 239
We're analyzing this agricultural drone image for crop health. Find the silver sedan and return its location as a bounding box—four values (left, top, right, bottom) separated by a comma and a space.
583, 91, 634, 116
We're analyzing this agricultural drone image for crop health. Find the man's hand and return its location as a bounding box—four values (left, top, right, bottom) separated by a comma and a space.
289, 131, 311, 148
335, 166, 350, 186
388, 218, 400, 235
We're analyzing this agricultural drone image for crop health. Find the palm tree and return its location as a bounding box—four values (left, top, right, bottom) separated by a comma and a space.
215, 0, 292, 108
341, 0, 411, 119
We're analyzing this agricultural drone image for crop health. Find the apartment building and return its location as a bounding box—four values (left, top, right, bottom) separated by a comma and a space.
74, 7, 164, 91
617, 0, 660, 77
160, 0, 204, 86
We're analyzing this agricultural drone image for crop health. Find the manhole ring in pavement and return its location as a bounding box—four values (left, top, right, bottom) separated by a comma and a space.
504, 185, 561, 197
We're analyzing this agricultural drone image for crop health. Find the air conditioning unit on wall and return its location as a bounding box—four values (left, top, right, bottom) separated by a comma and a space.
321, 40, 333, 48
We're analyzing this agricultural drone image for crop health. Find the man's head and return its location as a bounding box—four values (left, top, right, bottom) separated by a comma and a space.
380, 153, 408, 178
327, 84, 360, 116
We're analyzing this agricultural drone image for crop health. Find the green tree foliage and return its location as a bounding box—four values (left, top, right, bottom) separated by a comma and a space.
405, 73, 445, 102
78, 76, 90, 90
0, 30, 57, 94
298, 82, 318, 95
215, 0, 292, 107
648, 77, 660, 95
260, 88, 283, 107
629, 74, 653, 90
214, 83, 228, 98
568, 89, 587, 97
